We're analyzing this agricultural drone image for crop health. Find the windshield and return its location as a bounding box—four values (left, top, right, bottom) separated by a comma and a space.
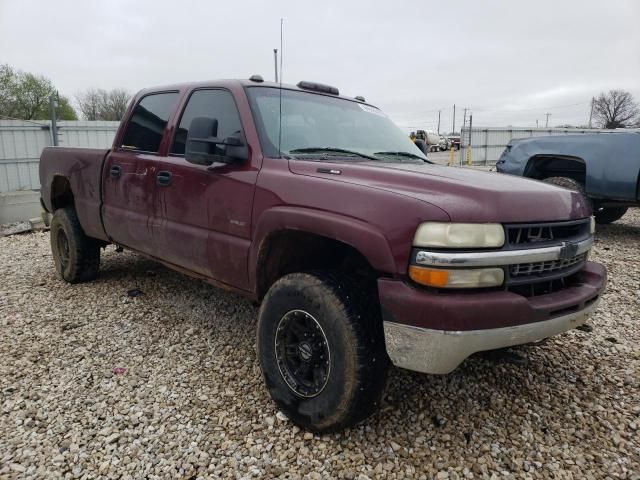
246, 87, 429, 162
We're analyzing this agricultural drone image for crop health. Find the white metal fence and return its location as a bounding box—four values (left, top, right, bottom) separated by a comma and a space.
0, 120, 632, 191
0, 120, 119, 193
457, 127, 627, 165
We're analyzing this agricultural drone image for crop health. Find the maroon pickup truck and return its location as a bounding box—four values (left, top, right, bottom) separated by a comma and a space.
39, 77, 606, 432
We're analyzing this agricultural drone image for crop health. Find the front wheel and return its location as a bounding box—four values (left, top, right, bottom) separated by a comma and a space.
543, 176, 585, 193
594, 206, 628, 224
257, 272, 389, 433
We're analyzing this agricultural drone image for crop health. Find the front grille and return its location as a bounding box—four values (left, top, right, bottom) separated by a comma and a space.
510, 252, 588, 278
503, 219, 591, 290
506, 219, 590, 248
507, 272, 580, 298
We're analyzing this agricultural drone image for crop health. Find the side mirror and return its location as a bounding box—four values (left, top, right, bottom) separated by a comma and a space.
185, 117, 218, 165
185, 117, 248, 166
221, 131, 249, 164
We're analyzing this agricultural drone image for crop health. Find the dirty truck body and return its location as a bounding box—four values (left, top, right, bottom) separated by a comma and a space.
40, 78, 607, 432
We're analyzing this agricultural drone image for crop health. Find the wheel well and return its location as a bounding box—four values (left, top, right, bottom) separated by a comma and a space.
51, 176, 74, 211
524, 155, 586, 183
256, 230, 379, 300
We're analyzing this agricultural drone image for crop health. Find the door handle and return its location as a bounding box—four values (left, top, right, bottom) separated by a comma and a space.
157, 171, 172, 187
110, 165, 122, 178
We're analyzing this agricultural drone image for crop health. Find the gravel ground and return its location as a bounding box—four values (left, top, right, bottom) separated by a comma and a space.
1, 211, 639, 480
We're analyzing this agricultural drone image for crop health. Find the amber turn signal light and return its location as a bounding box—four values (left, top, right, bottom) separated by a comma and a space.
409, 265, 504, 288
409, 265, 450, 287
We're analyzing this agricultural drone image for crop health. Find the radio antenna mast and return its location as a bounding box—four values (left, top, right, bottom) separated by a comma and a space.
277, 18, 284, 158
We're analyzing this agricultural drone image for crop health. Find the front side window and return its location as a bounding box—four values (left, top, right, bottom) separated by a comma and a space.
121, 92, 179, 153
246, 87, 428, 162
171, 89, 243, 155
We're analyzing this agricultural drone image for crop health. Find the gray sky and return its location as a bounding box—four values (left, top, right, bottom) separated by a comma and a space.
1, 0, 639, 131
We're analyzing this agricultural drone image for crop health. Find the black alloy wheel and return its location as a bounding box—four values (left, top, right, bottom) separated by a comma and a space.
274, 309, 331, 398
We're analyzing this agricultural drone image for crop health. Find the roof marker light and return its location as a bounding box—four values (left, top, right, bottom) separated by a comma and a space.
297, 81, 339, 95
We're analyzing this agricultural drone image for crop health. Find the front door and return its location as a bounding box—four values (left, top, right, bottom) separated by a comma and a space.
102, 92, 180, 255
153, 88, 259, 290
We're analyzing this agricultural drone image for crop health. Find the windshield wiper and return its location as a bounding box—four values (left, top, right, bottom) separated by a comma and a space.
289, 147, 378, 161
374, 151, 430, 162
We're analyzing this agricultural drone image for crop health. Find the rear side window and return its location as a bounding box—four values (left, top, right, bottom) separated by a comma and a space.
171, 89, 243, 155
121, 92, 179, 153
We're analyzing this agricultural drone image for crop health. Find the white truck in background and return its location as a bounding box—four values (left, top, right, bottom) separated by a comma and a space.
413, 129, 443, 152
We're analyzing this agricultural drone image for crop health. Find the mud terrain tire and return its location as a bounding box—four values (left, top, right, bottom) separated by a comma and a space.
257, 271, 389, 432
50, 207, 100, 283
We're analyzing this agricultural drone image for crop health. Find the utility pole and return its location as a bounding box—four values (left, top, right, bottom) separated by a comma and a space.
462, 108, 469, 146
536, 119, 539, 128
49, 94, 58, 146
588, 97, 595, 128
437, 110, 441, 134
273, 49, 278, 83
452, 104, 456, 134
545, 113, 551, 128
465, 114, 473, 166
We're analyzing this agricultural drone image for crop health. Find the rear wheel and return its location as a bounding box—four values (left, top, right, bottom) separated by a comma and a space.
50, 207, 100, 283
594, 206, 628, 224
257, 271, 389, 433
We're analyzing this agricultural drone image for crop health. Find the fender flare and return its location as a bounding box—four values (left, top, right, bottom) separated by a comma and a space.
249, 206, 396, 293
523, 154, 586, 178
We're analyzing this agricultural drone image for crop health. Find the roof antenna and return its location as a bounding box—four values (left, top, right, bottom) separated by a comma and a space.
278, 18, 284, 158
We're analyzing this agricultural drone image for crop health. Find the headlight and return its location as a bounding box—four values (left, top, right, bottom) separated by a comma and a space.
409, 265, 504, 288
590, 216, 596, 234
413, 222, 505, 248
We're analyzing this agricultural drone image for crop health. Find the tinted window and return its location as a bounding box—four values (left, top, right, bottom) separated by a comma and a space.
171, 89, 243, 155
121, 92, 179, 153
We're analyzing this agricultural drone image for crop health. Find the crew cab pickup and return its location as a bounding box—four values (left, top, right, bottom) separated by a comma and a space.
39, 77, 607, 432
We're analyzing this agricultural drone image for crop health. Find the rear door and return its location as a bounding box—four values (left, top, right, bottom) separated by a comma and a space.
153, 88, 258, 289
102, 92, 179, 255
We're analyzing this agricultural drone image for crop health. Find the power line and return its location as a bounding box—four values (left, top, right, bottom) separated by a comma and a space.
473, 101, 589, 113
398, 100, 590, 124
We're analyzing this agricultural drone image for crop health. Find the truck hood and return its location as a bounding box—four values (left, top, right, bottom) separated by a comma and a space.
289, 161, 591, 223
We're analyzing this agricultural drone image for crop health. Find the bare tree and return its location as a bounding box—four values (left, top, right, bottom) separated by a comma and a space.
76, 89, 102, 121
76, 88, 131, 121
102, 88, 131, 121
593, 90, 639, 129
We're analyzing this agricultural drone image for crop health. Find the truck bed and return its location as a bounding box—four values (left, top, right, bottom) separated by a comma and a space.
39, 147, 110, 242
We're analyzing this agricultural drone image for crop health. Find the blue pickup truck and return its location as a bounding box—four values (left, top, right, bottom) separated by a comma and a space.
496, 132, 640, 224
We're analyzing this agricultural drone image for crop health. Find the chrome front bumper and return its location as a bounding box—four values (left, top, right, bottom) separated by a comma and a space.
383, 298, 600, 375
